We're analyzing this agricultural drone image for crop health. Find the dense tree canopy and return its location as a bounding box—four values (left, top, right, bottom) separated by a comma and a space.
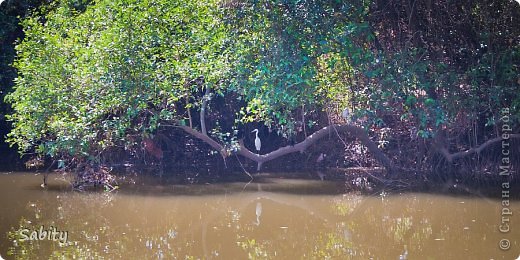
7, 0, 230, 160
3, 0, 519, 180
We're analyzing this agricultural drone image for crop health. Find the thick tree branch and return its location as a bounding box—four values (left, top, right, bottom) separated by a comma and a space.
438, 134, 520, 163
177, 125, 227, 157
177, 123, 396, 174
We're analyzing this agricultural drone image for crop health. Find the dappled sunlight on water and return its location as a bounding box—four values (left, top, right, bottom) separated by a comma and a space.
0, 173, 518, 259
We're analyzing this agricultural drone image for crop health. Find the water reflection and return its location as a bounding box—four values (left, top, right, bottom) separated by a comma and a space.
399, 245, 408, 260
0, 173, 519, 259
254, 202, 262, 226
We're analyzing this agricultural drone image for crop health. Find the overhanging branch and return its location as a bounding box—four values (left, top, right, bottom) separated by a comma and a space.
438, 134, 520, 163
177, 125, 227, 157
177, 123, 396, 173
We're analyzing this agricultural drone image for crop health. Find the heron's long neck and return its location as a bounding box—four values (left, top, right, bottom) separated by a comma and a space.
255, 131, 259, 139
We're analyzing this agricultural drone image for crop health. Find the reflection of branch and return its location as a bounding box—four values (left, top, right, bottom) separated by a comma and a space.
178, 123, 395, 174
438, 134, 520, 163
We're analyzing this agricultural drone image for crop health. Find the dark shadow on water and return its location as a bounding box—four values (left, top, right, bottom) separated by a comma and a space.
116, 178, 345, 197
5, 171, 518, 200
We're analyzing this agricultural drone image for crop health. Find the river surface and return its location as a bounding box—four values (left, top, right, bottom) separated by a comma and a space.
0, 172, 518, 259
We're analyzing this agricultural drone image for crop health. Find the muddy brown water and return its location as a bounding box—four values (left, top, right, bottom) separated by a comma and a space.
0, 172, 518, 259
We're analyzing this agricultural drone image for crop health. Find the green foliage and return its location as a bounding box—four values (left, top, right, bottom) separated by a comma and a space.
363, 0, 520, 135
4, 0, 519, 168
227, 0, 371, 129
6, 0, 230, 162
237, 238, 273, 259
209, 123, 240, 155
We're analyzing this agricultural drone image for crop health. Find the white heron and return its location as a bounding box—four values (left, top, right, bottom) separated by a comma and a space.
342, 107, 349, 120
251, 129, 261, 151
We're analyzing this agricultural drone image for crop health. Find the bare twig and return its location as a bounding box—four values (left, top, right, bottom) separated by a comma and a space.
235, 154, 254, 191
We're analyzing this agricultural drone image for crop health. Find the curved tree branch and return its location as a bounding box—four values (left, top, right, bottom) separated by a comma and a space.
177, 125, 227, 156
177, 123, 396, 174
438, 134, 520, 163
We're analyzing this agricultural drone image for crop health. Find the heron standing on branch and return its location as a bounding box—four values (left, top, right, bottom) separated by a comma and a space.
251, 129, 261, 152
342, 107, 350, 122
